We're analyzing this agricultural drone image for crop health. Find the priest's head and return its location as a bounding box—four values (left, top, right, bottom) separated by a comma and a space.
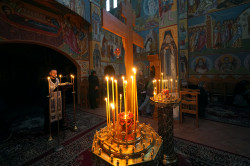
49, 69, 57, 79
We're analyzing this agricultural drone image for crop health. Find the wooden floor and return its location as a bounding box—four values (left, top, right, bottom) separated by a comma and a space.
83, 106, 250, 158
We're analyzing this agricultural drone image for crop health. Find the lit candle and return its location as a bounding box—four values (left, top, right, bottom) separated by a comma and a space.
120, 94, 122, 113
133, 68, 137, 131
115, 80, 118, 122
59, 74, 62, 84
70, 74, 73, 83
158, 80, 161, 93
106, 77, 110, 125
154, 79, 157, 94
131, 76, 134, 114
161, 73, 163, 90
175, 80, 178, 97
125, 113, 127, 140
71, 75, 75, 92
47, 77, 50, 94
122, 76, 125, 112
105, 98, 108, 126
111, 77, 114, 103
170, 79, 173, 93
124, 80, 127, 115
111, 103, 115, 130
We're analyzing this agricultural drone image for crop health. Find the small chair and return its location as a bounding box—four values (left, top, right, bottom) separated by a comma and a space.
180, 88, 200, 127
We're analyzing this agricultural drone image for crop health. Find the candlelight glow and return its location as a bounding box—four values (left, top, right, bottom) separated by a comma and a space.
111, 103, 115, 109
106, 76, 109, 80
59, 75, 62, 78
111, 77, 113, 81
47, 76, 50, 80
132, 68, 136, 74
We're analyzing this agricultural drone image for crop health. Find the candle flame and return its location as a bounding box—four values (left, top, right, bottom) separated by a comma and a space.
161, 73, 163, 75
122, 76, 125, 80
120, 94, 122, 97
106, 76, 109, 80
110, 103, 115, 109
114, 79, 117, 83
124, 80, 127, 84
132, 68, 136, 74
59, 74, 62, 78
158, 79, 160, 82
111, 77, 113, 81
47, 76, 50, 80
131, 76, 133, 79
105, 98, 107, 101
170, 79, 173, 82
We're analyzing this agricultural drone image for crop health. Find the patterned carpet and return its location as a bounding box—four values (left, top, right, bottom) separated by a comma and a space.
1, 108, 250, 166
205, 103, 250, 128
0, 109, 106, 166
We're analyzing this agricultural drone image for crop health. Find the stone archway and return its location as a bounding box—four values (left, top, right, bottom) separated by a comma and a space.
0, 42, 80, 133
104, 65, 116, 76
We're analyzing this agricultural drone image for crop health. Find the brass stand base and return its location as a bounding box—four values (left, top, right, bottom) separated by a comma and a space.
162, 154, 178, 165
48, 135, 53, 141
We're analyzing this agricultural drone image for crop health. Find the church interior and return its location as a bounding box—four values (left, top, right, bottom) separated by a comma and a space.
0, 0, 250, 165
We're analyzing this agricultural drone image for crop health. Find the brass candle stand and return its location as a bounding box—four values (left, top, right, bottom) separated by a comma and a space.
92, 116, 162, 166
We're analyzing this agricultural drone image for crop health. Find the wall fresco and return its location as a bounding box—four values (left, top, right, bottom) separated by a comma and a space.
90, 41, 101, 71
179, 49, 188, 80
158, 0, 177, 28
178, 19, 188, 50
0, 0, 89, 61
91, 3, 101, 42
135, 60, 150, 77
55, 0, 90, 23
188, 3, 250, 56
159, 25, 178, 81
132, 0, 159, 31
134, 27, 159, 61
189, 53, 250, 75
188, 0, 250, 18
100, 29, 124, 63
178, 0, 187, 19
90, 0, 100, 6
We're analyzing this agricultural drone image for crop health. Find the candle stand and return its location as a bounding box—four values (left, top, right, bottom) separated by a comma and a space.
92, 69, 162, 166
92, 115, 162, 166
150, 95, 180, 165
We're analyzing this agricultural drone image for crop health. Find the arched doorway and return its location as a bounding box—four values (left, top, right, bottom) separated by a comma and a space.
0, 43, 78, 137
104, 65, 115, 76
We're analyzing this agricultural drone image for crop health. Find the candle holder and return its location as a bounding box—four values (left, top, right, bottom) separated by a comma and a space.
117, 112, 134, 140
92, 68, 163, 165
